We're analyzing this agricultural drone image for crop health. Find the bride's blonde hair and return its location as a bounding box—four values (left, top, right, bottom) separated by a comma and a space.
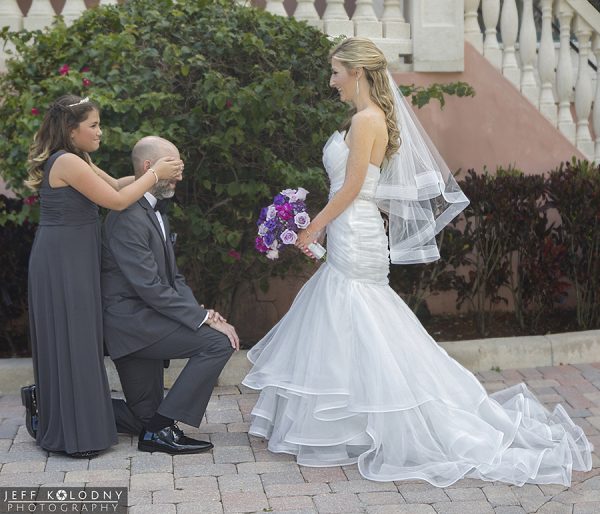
330, 37, 400, 158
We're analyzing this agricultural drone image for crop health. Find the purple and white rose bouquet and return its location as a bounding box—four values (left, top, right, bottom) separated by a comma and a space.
255, 188, 326, 260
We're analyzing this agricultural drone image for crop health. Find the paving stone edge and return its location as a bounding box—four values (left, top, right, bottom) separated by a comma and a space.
0, 330, 599, 394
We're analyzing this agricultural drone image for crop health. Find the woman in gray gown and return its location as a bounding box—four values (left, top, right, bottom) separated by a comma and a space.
25, 95, 182, 457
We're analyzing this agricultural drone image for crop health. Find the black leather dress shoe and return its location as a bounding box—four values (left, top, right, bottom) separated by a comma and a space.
20, 385, 38, 439
138, 426, 213, 455
171, 423, 210, 446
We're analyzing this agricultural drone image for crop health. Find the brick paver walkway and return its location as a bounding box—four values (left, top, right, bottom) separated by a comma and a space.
1, 363, 599, 513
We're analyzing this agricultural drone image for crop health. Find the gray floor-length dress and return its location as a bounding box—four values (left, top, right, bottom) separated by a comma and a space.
28, 150, 117, 454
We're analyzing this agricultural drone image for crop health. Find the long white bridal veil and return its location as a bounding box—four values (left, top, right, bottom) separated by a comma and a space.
375, 71, 470, 264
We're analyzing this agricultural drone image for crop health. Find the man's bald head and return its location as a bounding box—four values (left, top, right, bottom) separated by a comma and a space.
132, 136, 180, 178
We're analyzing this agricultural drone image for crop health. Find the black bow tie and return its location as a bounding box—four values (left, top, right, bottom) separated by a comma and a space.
154, 199, 170, 214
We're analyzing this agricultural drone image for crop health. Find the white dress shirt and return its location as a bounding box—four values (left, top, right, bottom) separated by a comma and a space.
144, 192, 166, 240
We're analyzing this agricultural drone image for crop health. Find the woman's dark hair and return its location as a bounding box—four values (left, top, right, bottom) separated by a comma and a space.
25, 95, 99, 190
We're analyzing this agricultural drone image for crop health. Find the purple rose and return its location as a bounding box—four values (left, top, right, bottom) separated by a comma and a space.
280, 229, 298, 245
266, 205, 277, 220
273, 194, 286, 206
294, 212, 310, 229
292, 201, 306, 214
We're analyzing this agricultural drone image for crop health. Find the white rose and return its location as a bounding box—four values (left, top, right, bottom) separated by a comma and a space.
295, 187, 308, 201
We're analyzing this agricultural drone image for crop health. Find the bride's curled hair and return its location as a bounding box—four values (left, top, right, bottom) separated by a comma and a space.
25, 95, 98, 191
330, 37, 400, 159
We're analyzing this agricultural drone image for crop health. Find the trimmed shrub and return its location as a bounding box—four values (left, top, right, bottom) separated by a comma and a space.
547, 159, 600, 330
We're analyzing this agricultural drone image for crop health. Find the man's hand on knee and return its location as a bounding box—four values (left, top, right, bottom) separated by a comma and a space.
206, 319, 240, 351
201, 305, 227, 324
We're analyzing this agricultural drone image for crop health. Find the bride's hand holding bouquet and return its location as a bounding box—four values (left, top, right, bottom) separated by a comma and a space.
295, 225, 324, 260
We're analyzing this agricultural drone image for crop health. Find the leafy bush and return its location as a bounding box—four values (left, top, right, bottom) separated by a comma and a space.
391, 162, 597, 338
547, 159, 600, 329
496, 169, 568, 331
451, 169, 513, 335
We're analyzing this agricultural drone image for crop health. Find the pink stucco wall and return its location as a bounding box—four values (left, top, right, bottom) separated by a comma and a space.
394, 43, 584, 178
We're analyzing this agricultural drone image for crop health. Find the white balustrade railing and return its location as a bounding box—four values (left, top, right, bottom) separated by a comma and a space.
61, 0, 88, 27
6, 0, 600, 161
0, 1, 121, 33
466, 0, 600, 162
263, 0, 414, 67
593, 33, 600, 160
538, 0, 557, 126
23, 0, 56, 31
482, 0, 501, 68
465, 0, 484, 52
500, 0, 520, 87
556, 4, 576, 143
574, 15, 594, 158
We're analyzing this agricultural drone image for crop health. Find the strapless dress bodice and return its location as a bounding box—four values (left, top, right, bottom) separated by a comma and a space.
323, 131, 380, 201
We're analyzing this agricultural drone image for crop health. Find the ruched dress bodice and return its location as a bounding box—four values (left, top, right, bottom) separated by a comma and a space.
37, 150, 99, 227
38, 184, 99, 227
322, 131, 389, 284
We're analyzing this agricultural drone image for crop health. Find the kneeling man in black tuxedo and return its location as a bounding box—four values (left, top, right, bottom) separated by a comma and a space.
101, 136, 239, 455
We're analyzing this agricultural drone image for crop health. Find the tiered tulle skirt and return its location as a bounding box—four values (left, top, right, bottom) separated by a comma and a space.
243, 259, 592, 486
244, 189, 592, 486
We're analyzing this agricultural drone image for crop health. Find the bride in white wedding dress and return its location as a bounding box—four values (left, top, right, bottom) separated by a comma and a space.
242, 37, 593, 487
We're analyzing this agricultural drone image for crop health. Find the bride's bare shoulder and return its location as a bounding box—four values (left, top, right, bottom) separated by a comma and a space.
351, 108, 386, 130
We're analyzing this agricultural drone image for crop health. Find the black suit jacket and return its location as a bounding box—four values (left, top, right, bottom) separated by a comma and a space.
101, 197, 208, 360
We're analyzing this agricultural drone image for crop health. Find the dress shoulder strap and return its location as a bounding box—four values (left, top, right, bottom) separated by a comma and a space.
41, 150, 68, 188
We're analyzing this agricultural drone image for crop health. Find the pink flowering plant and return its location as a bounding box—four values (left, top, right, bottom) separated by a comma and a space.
255, 188, 311, 260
